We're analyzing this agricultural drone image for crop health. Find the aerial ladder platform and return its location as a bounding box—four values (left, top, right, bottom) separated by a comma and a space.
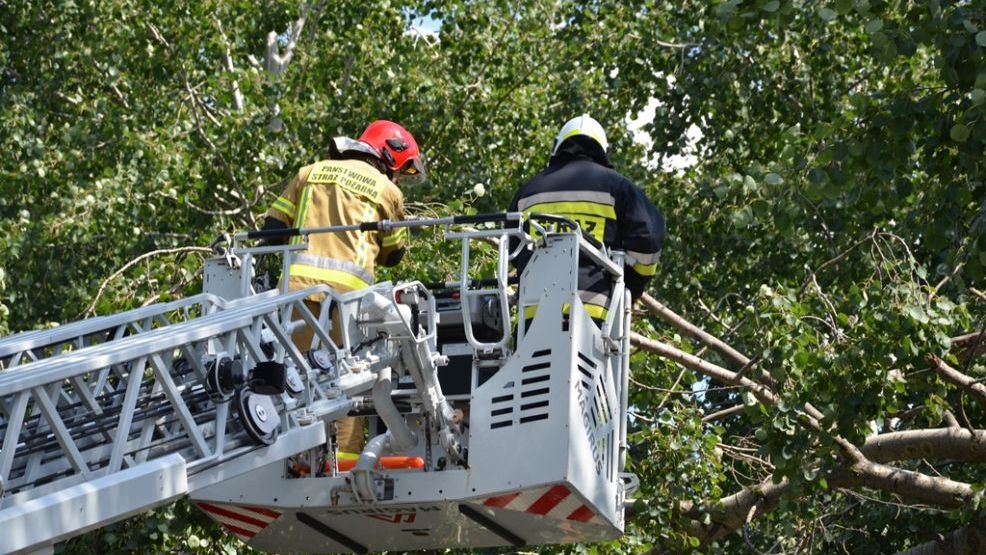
0, 212, 636, 554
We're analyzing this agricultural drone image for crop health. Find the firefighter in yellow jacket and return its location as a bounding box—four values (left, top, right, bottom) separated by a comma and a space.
262, 120, 426, 461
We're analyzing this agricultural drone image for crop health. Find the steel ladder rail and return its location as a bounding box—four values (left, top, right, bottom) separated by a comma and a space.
0, 292, 281, 447
0, 294, 228, 370
0, 286, 333, 502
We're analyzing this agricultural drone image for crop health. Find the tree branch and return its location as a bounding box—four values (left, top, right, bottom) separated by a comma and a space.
140, 265, 205, 307
82, 247, 214, 317
631, 331, 865, 461
638, 293, 780, 392
892, 517, 986, 555
798, 230, 877, 295
212, 16, 243, 112
952, 331, 985, 348
630, 332, 865, 462
264, 2, 322, 132
839, 460, 978, 508
148, 21, 255, 223
640, 293, 751, 368
656, 368, 687, 411
861, 428, 986, 463
952, 329, 986, 362
943, 410, 961, 429
682, 477, 792, 541
655, 38, 699, 49
630, 332, 778, 405
929, 355, 986, 405
677, 457, 979, 548
702, 404, 745, 423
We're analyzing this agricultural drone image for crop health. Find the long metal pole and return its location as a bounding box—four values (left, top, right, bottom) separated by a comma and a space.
234, 212, 523, 245
619, 288, 632, 473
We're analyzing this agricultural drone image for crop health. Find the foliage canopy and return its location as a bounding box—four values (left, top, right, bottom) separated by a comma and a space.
2, 0, 985, 553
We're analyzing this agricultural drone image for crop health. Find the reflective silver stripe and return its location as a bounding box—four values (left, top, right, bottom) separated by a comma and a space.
627, 250, 661, 264
292, 253, 373, 284
578, 290, 610, 307
517, 190, 615, 211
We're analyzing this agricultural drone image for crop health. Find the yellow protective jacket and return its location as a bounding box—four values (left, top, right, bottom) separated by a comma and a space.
266, 158, 406, 298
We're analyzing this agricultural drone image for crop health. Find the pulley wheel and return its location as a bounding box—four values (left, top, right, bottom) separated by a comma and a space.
308, 349, 334, 372
285, 368, 305, 397
206, 358, 241, 402
236, 389, 280, 445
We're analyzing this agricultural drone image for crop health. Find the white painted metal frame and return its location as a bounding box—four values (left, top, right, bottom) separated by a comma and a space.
191, 226, 634, 553
0, 213, 635, 554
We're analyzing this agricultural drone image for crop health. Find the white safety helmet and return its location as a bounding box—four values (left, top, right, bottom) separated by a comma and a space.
552, 114, 609, 155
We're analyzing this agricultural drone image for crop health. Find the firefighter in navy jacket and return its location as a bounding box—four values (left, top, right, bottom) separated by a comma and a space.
509, 114, 665, 322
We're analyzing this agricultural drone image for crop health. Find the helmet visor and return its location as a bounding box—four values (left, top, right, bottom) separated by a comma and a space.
397, 155, 428, 187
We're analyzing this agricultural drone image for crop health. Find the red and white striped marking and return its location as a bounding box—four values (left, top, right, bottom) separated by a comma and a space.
482, 484, 600, 524
196, 502, 282, 542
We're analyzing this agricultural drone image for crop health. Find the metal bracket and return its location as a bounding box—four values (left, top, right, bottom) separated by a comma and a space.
619, 472, 640, 498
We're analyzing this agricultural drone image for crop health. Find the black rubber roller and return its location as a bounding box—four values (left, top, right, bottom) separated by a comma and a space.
236, 389, 280, 445
205, 358, 243, 402
249, 361, 287, 395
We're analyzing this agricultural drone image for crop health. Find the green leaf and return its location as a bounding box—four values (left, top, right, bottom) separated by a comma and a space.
977, 31, 986, 47
905, 304, 929, 324
731, 206, 754, 228
950, 124, 971, 143
864, 19, 883, 34
808, 168, 828, 185
764, 172, 783, 185
743, 391, 758, 406
743, 174, 758, 193
762, 0, 780, 12
972, 89, 986, 106
818, 8, 837, 22
716, 0, 741, 17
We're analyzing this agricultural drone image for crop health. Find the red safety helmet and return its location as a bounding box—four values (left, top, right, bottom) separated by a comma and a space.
358, 120, 426, 179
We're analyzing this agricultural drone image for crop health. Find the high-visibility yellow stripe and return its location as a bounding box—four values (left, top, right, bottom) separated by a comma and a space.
632, 261, 658, 276
291, 186, 312, 245
582, 303, 609, 320
523, 303, 609, 321
272, 196, 296, 217
382, 227, 407, 247
524, 201, 616, 219
289, 264, 370, 290
337, 451, 361, 461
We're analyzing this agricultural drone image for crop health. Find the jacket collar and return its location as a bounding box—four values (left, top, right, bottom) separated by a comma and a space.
329, 136, 389, 175
548, 136, 613, 168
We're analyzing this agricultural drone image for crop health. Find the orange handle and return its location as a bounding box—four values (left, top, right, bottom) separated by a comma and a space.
334, 456, 425, 473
